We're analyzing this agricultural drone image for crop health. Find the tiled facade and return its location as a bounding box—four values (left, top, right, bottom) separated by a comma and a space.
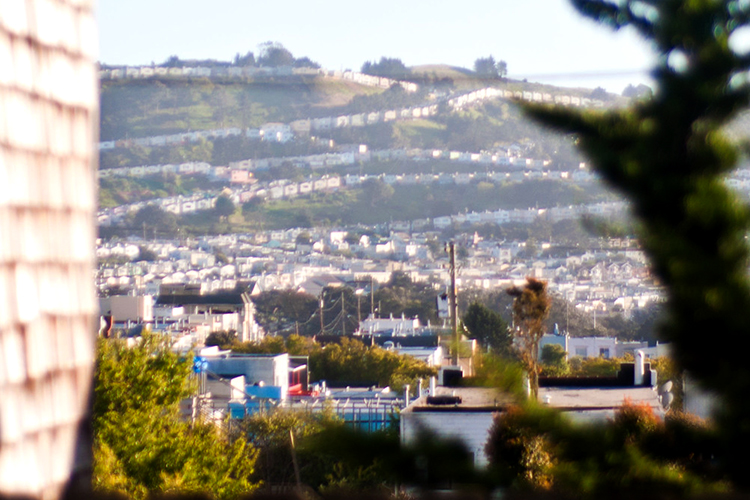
0, 0, 98, 498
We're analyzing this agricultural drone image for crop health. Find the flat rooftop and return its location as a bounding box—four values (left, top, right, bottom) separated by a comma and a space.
538, 386, 662, 412
404, 386, 513, 412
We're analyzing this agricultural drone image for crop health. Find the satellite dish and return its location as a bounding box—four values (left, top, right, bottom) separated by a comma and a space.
661, 392, 674, 409
659, 380, 673, 395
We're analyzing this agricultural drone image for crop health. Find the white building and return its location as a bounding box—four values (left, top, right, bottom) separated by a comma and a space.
359, 314, 421, 335
401, 387, 510, 467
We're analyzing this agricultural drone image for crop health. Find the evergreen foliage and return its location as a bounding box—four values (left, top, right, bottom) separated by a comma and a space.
462, 301, 513, 355
361, 57, 411, 79
523, 0, 750, 486
473, 56, 508, 78
214, 194, 236, 219
540, 344, 570, 376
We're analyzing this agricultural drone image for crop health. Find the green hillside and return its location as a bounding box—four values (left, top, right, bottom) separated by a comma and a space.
100, 75, 385, 141
99, 74, 596, 169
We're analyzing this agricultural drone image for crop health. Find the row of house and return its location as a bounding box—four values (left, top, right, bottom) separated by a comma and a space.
99, 143, 562, 180
447, 86, 605, 110
100, 65, 299, 80
98, 122, 294, 150
327, 69, 418, 92
432, 201, 628, 229
97, 166, 602, 227
98, 102, 440, 150
99, 65, 419, 93
97, 175, 342, 226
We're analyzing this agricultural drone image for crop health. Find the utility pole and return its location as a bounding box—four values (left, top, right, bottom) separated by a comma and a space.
341, 291, 346, 336
356, 289, 363, 326
448, 241, 458, 366
593, 306, 597, 330
319, 296, 325, 335
371, 276, 375, 319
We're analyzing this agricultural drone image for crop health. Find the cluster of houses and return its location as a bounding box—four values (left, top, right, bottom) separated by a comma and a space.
97, 222, 662, 327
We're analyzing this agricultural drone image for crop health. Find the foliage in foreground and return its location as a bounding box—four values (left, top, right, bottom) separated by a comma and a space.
523, 0, 750, 487
92, 335, 259, 499
486, 402, 726, 497
236, 407, 404, 493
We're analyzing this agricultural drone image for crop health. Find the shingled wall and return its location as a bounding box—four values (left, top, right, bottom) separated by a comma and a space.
0, 1, 98, 498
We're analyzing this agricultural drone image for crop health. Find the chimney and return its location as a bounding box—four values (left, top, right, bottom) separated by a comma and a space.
635, 350, 645, 386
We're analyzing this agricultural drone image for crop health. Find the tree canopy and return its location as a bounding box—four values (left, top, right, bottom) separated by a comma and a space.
474, 56, 507, 77
507, 278, 551, 398
133, 204, 177, 234
462, 302, 512, 355
93, 335, 259, 498
257, 41, 295, 67
214, 194, 236, 219
361, 57, 411, 79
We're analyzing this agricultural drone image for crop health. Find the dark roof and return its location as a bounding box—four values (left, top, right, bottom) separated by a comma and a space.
156, 290, 248, 306
373, 334, 439, 348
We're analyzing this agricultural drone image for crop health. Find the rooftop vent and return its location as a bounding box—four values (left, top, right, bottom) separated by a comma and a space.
426, 395, 462, 405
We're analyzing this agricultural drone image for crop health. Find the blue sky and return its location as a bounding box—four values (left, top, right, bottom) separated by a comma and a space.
97, 0, 657, 93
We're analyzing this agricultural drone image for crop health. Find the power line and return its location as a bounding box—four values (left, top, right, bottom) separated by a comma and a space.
508, 68, 651, 81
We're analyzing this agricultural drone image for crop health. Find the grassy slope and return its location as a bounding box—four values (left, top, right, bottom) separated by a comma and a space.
100, 66, 633, 142
231, 180, 616, 232
100, 76, 385, 141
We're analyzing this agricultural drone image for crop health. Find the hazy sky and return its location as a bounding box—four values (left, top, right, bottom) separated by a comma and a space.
97, 0, 657, 93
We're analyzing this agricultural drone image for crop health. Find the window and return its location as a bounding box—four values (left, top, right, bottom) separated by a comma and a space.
575, 347, 587, 357
600, 348, 610, 359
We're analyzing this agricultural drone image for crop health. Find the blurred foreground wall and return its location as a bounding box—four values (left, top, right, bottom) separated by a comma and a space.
0, 1, 98, 498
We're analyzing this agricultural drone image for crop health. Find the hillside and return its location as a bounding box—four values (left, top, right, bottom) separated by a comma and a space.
97, 63, 637, 234
100, 65, 631, 172
100, 75, 385, 141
